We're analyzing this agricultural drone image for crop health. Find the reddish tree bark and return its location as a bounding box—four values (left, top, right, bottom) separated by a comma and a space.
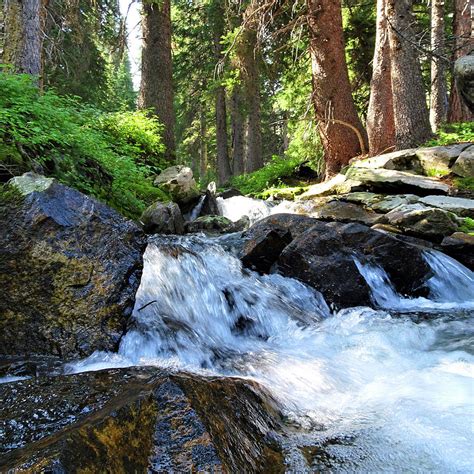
367, 0, 396, 156
448, 0, 473, 123
307, 0, 368, 176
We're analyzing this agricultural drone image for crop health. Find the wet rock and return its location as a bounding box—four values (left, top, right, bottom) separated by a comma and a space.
0, 356, 64, 379
385, 204, 459, 241
218, 188, 243, 199
0, 173, 146, 358
140, 201, 185, 235
185, 215, 249, 234
241, 214, 433, 308
0, 367, 285, 473
440, 232, 474, 271
154, 165, 200, 205
200, 190, 220, 217
309, 200, 383, 225
419, 195, 474, 218
452, 146, 474, 178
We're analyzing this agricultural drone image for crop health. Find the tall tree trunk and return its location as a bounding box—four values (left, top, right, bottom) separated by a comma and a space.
386, 0, 432, 149
430, 0, 448, 131
230, 86, 245, 176
3, 0, 42, 76
199, 106, 208, 180
212, 4, 232, 186
307, 0, 368, 176
237, 1, 263, 174
367, 0, 396, 156
139, 0, 176, 163
448, 0, 473, 123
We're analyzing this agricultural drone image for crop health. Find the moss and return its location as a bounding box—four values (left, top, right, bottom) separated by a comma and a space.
0, 183, 24, 206
454, 177, 474, 192
256, 186, 309, 201
460, 217, 474, 235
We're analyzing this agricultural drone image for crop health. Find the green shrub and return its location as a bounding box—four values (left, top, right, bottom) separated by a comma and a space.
230, 155, 315, 196
454, 177, 474, 192
460, 217, 474, 235
424, 122, 474, 147
0, 73, 169, 219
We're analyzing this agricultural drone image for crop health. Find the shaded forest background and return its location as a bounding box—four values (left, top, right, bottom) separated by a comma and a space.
0, 0, 473, 218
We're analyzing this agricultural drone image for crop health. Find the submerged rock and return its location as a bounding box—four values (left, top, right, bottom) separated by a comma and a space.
0, 173, 146, 358
140, 201, 185, 235
0, 367, 285, 473
241, 214, 433, 308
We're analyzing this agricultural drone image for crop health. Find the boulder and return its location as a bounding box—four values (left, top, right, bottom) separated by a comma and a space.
419, 195, 474, 218
0, 367, 285, 472
340, 192, 420, 212
452, 145, 474, 178
299, 174, 361, 199
185, 215, 249, 234
416, 144, 471, 174
241, 214, 433, 308
200, 190, 220, 217
454, 54, 474, 113
385, 203, 459, 240
154, 165, 200, 204
351, 148, 421, 172
440, 232, 474, 271
140, 201, 185, 235
344, 168, 450, 195
308, 200, 383, 225
0, 173, 146, 358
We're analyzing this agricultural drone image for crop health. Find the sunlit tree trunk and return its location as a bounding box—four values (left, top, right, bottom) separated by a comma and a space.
448, 0, 473, 123
386, 0, 432, 149
367, 0, 396, 156
139, 0, 176, 162
307, 0, 368, 176
430, 0, 448, 131
3, 0, 42, 76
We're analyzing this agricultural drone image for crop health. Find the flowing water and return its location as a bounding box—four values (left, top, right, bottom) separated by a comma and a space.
67, 227, 474, 473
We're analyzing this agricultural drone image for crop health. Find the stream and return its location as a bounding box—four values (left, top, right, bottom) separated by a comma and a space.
64, 198, 474, 473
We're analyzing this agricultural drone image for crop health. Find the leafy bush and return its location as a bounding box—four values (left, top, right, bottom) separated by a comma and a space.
424, 122, 474, 147
454, 177, 474, 192
0, 73, 168, 219
460, 217, 474, 235
230, 154, 314, 196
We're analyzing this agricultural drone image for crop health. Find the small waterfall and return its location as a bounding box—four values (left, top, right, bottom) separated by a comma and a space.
68, 235, 474, 472
187, 195, 206, 221
355, 251, 474, 311
217, 196, 274, 224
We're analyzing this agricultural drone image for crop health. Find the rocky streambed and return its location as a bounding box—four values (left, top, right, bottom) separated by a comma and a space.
1, 144, 474, 472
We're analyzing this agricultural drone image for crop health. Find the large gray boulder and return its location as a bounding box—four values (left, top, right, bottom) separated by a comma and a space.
0, 173, 146, 358
140, 201, 185, 235
154, 165, 200, 204
452, 146, 474, 178
454, 54, 474, 113
419, 195, 474, 218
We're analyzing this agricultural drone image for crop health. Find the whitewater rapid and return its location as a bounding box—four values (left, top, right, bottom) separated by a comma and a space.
68, 233, 474, 473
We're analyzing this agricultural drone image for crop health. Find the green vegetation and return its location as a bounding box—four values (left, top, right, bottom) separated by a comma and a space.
230, 155, 317, 196
425, 168, 450, 178
424, 122, 474, 147
454, 177, 474, 192
460, 217, 474, 235
0, 73, 168, 219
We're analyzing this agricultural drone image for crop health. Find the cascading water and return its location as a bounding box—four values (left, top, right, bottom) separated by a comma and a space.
69, 233, 474, 472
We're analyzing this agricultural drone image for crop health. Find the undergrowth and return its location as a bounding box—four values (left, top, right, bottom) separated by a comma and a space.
424, 122, 474, 147
0, 73, 169, 219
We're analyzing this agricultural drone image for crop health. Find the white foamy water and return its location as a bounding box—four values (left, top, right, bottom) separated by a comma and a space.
68, 235, 474, 472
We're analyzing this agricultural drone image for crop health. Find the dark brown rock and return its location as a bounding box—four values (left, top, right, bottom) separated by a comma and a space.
0, 367, 285, 473
0, 174, 146, 358
141, 201, 185, 235
441, 232, 474, 271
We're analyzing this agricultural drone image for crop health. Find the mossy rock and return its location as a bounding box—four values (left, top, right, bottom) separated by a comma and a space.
0, 173, 146, 358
